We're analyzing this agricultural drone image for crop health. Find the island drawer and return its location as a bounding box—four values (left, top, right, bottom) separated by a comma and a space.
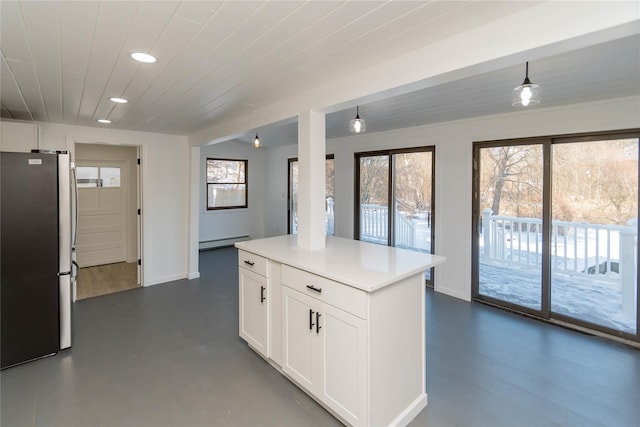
238, 250, 269, 277
281, 265, 367, 319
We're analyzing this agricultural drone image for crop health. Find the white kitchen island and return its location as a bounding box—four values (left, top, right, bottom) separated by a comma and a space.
235, 235, 446, 427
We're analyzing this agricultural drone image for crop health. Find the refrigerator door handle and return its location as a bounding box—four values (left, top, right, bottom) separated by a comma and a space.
71, 163, 78, 248
72, 260, 79, 280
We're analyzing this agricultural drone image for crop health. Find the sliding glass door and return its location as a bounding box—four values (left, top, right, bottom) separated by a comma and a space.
551, 138, 638, 335
358, 154, 389, 245
356, 147, 434, 284
473, 131, 639, 341
475, 143, 544, 312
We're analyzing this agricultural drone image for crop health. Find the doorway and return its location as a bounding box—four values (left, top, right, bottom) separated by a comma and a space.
472, 131, 639, 341
75, 144, 141, 299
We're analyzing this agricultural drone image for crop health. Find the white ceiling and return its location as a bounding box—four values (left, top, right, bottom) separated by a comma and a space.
2, 1, 639, 147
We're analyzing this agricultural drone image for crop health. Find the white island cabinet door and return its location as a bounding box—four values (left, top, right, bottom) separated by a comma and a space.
282, 286, 317, 394
319, 303, 367, 426
239, 267, 268, 357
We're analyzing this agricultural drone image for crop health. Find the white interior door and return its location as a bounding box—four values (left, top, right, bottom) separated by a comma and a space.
76, 160, 128, 267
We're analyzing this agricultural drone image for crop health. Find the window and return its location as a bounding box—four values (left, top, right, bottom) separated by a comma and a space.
207, 159, 247, 210
77, 166, 121, 188
288, 155, 334, 235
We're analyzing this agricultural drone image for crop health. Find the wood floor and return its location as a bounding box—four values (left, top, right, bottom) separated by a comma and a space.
2, 247, 638, 426
77, 262, 138, 300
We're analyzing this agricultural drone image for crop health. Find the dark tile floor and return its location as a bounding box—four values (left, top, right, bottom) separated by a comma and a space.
1, 246, 638, 426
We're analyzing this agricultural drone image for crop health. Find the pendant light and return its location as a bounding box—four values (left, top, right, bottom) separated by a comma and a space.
512, 62, 541, 107
349, 106, 366, 134
254, 133, 260, 148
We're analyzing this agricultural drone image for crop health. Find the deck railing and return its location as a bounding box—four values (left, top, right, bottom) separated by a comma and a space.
481, 208, 637, 316
360, 204, 415, 247
326, 198, 335, 235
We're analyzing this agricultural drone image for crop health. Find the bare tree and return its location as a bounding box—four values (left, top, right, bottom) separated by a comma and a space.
481, 146, 542, 217
481, 138, 638, 225
359, 156, 388, 205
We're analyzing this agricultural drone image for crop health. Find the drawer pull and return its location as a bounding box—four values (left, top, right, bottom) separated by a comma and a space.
260, 286, 266, 303
306, 284, 322, 293
309, 309, 315, 330
316, 312, 321, 334
244, 260, 255, 266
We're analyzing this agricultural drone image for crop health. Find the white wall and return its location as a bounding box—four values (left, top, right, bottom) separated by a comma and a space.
0, 120, 190, 287
262, 96, 640, 301
0, 120, 39, 150
199, 140, 267, 243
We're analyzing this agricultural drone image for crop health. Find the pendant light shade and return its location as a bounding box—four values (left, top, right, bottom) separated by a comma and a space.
349, 106, 366, 134
254, 133, 260, 148
512, 62, 541, 107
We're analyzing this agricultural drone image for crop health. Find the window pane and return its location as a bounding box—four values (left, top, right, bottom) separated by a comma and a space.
393, 152, 432, 253
478, 144, 543, 311
207, 159, 245, 183
551, 138, 638, 334
208, 184, 246, 209
359, 155, 389, 244
100, 167, 120, 187
77, 166, 99, 188
326, 158, 335, 236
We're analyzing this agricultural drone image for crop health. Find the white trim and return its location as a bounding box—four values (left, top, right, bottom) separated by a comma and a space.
145, 273, 186, 287
388, 394, 428, 427
435, 286, 470, 302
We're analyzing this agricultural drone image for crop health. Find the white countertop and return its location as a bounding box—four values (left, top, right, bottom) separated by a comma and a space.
235, 235, 446, 292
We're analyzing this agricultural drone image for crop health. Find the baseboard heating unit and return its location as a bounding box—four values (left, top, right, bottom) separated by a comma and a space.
199, 235, 249, 251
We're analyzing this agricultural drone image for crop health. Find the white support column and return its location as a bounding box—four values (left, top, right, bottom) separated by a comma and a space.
297, 110, 326, 251
188, 145, 200, 279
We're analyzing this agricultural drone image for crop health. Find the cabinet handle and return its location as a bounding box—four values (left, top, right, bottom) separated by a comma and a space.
316, 312, 321, 334
244, 260, 255, 266
306, 284, 322, 293
309, 309, 315, 330
260, 286, 266, 303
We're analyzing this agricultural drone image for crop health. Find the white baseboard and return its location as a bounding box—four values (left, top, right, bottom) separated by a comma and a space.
188, 272, 200, 280
434, 285, 470, 302
389, 393, 428, 427
144, 273, 186, 287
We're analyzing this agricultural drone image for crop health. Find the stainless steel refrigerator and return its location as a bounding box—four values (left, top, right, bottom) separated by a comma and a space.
1, 150, 75, 369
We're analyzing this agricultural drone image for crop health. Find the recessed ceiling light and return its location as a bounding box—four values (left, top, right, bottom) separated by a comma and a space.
97, 119, 111, 124
131, 52, 156, 63
109, 97, 128, 104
